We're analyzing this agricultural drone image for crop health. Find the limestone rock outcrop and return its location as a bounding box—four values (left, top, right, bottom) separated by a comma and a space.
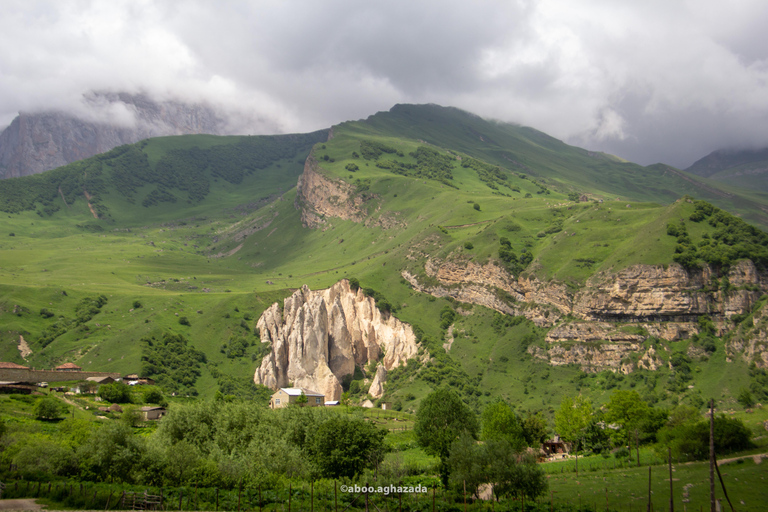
254, 280, 419, 400
404, 257, 768, 372
295, 157, 404, 229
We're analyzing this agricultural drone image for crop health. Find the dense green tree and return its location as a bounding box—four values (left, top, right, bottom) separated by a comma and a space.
79, 423, 145, 483
481, 399, 525, 448
604, 390, 650, 445
554, 395, 593, 446
34, 395, 67, 420
656, 414, 753, 461
415, 388, 479, 485
306, 416, 386, 478
449, 434, 547, 502
97, 382, 132, 404
520, 410, 549, 447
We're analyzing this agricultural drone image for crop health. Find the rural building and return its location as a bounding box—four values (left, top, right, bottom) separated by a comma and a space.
324, 400, 340, 406
86, 376, 115, 385
542, 435, 569, 457
0, 381, 35, 394
380, 402, 393, 410
0, 362, 29, 370
269, 388, 325, 409
55, 362, 82, 371
140, 406, 167, 420
124, 374, 155, 386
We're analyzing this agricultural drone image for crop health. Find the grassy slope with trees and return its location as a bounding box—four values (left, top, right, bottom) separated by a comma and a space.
1, 104, 768, 509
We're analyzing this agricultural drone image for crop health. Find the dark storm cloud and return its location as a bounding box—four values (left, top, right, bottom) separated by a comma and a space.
1, 0, 768, 168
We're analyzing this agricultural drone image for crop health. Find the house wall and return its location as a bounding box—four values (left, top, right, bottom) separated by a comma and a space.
0, 368, 121, 383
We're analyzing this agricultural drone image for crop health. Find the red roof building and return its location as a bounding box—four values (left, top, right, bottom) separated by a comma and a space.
55, 362, 82, 371
0, 362, 29, 369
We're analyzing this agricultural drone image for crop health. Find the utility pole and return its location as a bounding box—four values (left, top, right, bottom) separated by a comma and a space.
709, 399, 716, 512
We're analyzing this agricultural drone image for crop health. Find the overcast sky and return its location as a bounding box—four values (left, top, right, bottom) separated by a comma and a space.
2, 0, 768, 168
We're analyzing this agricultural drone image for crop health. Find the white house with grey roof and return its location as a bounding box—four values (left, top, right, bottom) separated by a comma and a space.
269, 388, 325, 409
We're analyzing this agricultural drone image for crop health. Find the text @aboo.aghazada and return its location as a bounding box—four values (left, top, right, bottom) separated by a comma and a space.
339, 485, 428, 495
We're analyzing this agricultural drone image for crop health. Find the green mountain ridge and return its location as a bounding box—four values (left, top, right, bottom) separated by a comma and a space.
1, 103, 767, 414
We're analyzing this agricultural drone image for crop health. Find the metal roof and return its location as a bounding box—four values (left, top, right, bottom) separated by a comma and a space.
279, 387, 324, 397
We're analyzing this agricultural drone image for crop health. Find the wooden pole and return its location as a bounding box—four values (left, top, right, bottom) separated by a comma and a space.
311, 480, 314, 512
289, 482, 292, 512
179, 488, 183, 511
104, 491, 112, 511
335, 481, 338, 512
669, 447, 674, 512
216, 488, 219, 512
463, 480, 467, 512
432, 487, 435, 512
259, 484, 262, 512
713, 455, 736, 512
237, 480, 242, 512
710, 399, 716, 512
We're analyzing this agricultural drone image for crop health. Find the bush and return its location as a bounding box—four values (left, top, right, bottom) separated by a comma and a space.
34, 396, 66, 420
97, 382, 132, 404
473, 203, 480, 211
464, 242, 474, 250
178, 316, 190, 326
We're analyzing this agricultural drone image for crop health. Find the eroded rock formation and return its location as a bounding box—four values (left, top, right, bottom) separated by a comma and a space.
254, 280, 419, 400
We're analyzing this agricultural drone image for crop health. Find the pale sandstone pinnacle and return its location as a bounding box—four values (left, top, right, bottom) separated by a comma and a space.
254, 280, 419, 400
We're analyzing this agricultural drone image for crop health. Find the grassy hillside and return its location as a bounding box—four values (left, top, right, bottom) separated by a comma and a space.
0, 104, 766, 414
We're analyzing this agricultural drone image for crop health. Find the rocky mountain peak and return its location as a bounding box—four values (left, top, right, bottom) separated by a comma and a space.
0, 92, 227, 179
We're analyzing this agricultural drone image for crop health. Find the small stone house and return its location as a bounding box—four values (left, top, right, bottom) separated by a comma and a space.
542, 435, 569, 457
141, 406, 167, 420
269, 388, 325, 409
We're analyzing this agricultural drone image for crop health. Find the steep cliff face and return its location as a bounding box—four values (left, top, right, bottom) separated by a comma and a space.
294, 157, 368, 228
0, 92, 226, 179
402, 259, 567, 327
726, 301, 768, 368
295, 157, 404, 229
403, 256, 768, 372
572, 261, 764, 323
254, 280, 419, 400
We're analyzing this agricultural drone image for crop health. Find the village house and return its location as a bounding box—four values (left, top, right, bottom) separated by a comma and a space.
0, 362, 29, 370
269, 388, 325, 409
542, 435, 569, 458
140, 406, 167, 420
124, 374, 156, 386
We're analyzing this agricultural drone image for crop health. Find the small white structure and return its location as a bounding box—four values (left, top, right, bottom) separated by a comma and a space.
269, 388, 325, 409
